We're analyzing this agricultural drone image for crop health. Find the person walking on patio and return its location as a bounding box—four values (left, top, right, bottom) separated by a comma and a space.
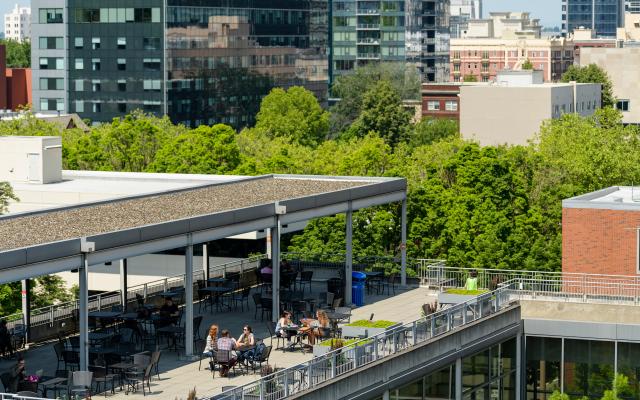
465, 270, 478, 291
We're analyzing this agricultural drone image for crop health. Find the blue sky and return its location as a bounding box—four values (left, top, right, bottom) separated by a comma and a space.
1, 0, 563, 34
483, 0, 562, 28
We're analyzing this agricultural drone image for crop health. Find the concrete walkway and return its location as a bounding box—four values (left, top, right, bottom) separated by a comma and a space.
2, 283, 434, 400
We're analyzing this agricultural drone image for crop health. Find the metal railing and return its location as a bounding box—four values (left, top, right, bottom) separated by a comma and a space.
6, 256, 265, 335
0, 394, 41, 400
209, 282, 516, 400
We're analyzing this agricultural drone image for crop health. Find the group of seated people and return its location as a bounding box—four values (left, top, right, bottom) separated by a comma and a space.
202, 324, 262, 377
275, 309, 330, 348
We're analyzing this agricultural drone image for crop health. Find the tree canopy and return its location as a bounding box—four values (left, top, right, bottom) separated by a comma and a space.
0, 39, 30, 68
561, 64, 616, 108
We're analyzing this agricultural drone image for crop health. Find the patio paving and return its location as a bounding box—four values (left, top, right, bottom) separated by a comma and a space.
0, 282, 434, 399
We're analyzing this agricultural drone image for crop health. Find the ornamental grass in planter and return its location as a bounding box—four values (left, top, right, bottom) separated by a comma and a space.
341, 319, 401, 338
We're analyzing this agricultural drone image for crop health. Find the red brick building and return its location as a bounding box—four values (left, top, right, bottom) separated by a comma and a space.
563, 187, 640, 276
421, 83, 463, 121
0, 44, 32, 110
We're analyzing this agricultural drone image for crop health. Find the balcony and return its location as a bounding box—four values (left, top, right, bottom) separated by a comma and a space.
357, 53, 381, 59
357, 38, 380, 45
357, 23, 380, 29
356, 9, 380, 15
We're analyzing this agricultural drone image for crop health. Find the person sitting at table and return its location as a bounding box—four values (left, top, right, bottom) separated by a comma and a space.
236, 325, 256, 364
8, 356, 25, 392
0, 320, 13, 358
281, 259, 294, 274
261, 263, 273, 278
216, 329, 237, 377
159, 298, 178, 318
203, 324, 218, 359
275, 311, 295, 348
301, 310, 330, 345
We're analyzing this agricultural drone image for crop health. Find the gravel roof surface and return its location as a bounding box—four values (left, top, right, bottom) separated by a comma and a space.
0, 177, 369, 251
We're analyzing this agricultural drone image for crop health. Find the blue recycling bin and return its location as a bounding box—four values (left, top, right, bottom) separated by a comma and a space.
352, 271, 366, 307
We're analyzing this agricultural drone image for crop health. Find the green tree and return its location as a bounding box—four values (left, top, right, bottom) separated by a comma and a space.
330, 62, 420, 135
561, 64, 616, 108
347, 80, 411, 146
522, 59, 534, 70
150, 124, 241, 174
254, 86, 329, 146
410, 117, 459, 147
463, 74, 478, 82
0, 39, 30, 68
0, 182, 18, 215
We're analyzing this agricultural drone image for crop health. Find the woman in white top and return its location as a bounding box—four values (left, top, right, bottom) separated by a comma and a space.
203, 324, 218, 358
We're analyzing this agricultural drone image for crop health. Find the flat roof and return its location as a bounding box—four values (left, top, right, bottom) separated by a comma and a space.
0, 174, 406, 278
562, 186, 640, 210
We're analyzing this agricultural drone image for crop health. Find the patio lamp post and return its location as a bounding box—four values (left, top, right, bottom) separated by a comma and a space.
272, 202, 286, 323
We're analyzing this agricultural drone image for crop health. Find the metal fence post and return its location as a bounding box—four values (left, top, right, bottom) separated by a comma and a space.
430, 315, 436, 337
143, 284, 148, 300
283, 370, 289, 397
49, 307, 54, 325
259, 380, 265, 400
374, 338, 379, 360
308, 363, 313, 389
412, 321, 417, 345
331, 353, 337, 378
163, 279, 168, 292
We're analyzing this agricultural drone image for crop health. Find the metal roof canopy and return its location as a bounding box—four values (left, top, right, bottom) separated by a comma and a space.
0, 174, 406, 283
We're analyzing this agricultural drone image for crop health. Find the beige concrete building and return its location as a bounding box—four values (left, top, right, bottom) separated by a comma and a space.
460, 70, 601, 146
462, 11, 542, 39
579, 46, 640, 124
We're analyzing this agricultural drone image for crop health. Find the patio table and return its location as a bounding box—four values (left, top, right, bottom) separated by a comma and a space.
40, 376, 67, 398
199, 286, 233, 311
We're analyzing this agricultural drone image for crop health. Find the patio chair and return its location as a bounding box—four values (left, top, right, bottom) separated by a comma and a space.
335, 307, 352, 323
332, 297, 343, 309
252, 293, 263, 319
196, 339, 208, 371
16, 391, 40, 398
214, 350, 235, 378
230, 287, 251, 312
62, 349, 80, 371
259, 297, 273, 321
89, 365, 117, 397
68, 371, 93, 399
291, 300, 308, 323
198, 288, 212, 313
380, 273, 397, 296
0, 372, 12, 392
250, 345, 272, 373
53, 341, 65, 371
298, 271, 313, 294
265, 322, 285, 351
125, 361, 154, 395
150, 349, 162, 381
68, 336, 80, 350
318, 292, 335, 310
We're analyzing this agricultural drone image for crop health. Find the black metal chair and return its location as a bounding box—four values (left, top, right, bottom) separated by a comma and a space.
230, 287, 251, 312
53, 341, 65, 371
298, 271, 313, 294
63, 349, 80, 371
380, 273, 397, 296
252, 293, 263, 319
259, 297, 273, 321
251, 345, 272, 373
265, 322, 286, 351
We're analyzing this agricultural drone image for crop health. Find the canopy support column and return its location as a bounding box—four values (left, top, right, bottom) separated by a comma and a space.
185, 236, 194, 356
345, 202, 353, 305
203, 243, 210, 282
400, 198, 407, 287
21, 279, 30, 344
271, 218, 281, 323
119, 259, 128, 311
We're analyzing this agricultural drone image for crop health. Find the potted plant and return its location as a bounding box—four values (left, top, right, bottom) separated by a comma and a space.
341, 319, 401, 339
313, 338, 368, 357
437, 288, 490, 305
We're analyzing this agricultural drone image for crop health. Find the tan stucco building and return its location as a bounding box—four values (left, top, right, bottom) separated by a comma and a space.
460, 70, 601, 146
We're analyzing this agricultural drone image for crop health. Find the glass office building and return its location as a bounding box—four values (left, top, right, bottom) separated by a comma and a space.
562, 0, 625, 38
32, 0, 329, 128
330, 0, 450, 85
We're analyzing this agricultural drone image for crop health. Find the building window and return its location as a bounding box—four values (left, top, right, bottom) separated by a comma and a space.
117, 103, 127, 113
75, 100, 84, 113
74, 37, 84, 49
117, 58, 126, 71
39, 98, 64, 111
75, 58, 84, 70
74, 79, 84, 91
143, 58, 161, 71
617, 100, 630, 112
143, 80, 161, 91
92, 37, 100, 50
92, 58, 101, 71
92, 102, 101, 113
92, 80, 101, 92
117, 80, 126, 92
74, 8, 160, 23
39, 37, 63, 50
117, 37, 126, 49
40, 78, 64, 90
39, 8, 63, 24
39, 57, 63, 70
445, 101, 458, 112
427, 101, 440, 111
143, 37, 161, 50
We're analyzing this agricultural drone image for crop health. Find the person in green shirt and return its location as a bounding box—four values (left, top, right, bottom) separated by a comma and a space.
465, 269, 478, 291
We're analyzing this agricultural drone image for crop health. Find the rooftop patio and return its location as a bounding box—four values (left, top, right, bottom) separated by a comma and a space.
0, 282, 432, 399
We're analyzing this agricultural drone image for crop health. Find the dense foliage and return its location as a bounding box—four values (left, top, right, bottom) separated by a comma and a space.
0, 39, 30, 68
561, 64, 616, 108
0, 64, 631, 313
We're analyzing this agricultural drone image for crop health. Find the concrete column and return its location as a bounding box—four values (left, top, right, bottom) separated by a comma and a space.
79, 256, 89, 371
202, 243, 210, 282
382, 389, 390, 400
119, 259, 128, 311
455, 357, 462, 400
401, 198, 407, 286
271, 218, 281, 322
345, 203, 353, 305
21, 279, 30, 343
185, 240, 194, 356
516, 333, 522, 400
266, 228, 272, 258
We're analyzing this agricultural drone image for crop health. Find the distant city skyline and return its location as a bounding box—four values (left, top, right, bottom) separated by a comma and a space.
483, 0, 562, 28
1, 2, 30, 35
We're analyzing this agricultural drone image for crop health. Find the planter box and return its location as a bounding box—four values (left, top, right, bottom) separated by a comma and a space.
341, 322, 401, 339
437, 290, 490, 306
313, 343, 332, 357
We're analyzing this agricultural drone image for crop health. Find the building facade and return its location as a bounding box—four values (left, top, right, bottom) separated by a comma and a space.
450, 37, 574, 82
562, 0, 625, 38
4, 4, 31, 43
459, 70, 601, 146
331, 0, 450, 85
449, 0, 482, 39
421, 83, 461, 121
579, 46, 640, 124
0, 44, 32, 110
31, 0, 329, 128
